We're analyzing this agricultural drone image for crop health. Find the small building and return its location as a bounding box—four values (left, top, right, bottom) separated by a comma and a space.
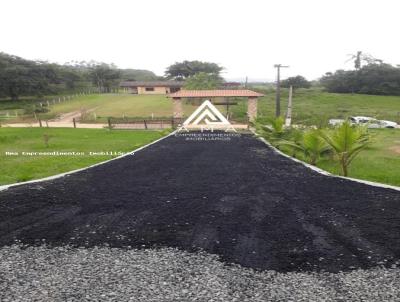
120, 81, 184, 95
168, 89, 264, 122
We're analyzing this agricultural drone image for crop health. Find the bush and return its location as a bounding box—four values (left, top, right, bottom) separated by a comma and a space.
320, 122, 371, 176
320, 64, 400, 95
277, 129, 331, 165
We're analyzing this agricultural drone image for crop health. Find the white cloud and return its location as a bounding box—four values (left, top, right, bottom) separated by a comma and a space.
1, 0, 399, 81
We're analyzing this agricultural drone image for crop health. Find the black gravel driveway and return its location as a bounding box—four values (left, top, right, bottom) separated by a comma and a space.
1, 132, 400, 273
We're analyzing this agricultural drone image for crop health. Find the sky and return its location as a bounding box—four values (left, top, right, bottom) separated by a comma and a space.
1, 0, 399, 81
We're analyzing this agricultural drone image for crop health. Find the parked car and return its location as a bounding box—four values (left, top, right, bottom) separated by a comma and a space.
329, 116, 398, 128
366, 119, 398, 129
349, 116, 398, 128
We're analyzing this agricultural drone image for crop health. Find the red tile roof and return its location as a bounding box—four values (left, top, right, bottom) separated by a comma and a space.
168, 89, 264, 98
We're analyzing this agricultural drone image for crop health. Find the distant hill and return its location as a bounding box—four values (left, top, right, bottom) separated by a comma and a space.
121, 69, 160, 81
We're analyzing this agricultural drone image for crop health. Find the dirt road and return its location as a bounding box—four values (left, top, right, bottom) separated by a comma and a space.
1, 132, 400, 272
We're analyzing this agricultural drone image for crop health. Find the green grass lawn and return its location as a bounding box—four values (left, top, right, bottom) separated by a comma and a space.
0, 128, 167, 185
44, 94, 173, 120
3, 90, 399, 125
37, 94, 228, 122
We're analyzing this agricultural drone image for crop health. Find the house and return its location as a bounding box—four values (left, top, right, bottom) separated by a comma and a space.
119, 81, 184, 95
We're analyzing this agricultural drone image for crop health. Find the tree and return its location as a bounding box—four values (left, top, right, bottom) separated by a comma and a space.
56, 66, 82, 90
88, 64, 121, 92
0, 52, 157, 100
184, 72, 223, 90
346, 51, 383, 70
320, 121, 370, 176
320, 64, 400, 95
281, 75, 311, 89
165, 60, 223, 80
0, 53, 57, 100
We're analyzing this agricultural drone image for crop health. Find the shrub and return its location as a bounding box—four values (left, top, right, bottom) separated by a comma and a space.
261, 116, 286, 140
278, 129, 331, 165
320, 121, 370, 176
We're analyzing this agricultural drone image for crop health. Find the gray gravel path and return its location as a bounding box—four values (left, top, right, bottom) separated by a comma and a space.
1, 245, 400, 302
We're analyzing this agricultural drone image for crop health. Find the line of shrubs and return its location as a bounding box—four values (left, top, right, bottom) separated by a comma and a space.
256, 118, 371, 176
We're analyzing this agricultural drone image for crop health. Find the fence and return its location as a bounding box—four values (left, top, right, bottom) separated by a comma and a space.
0, 110, 21, 120
36, 91, 99, 109
108, 117, 184, 130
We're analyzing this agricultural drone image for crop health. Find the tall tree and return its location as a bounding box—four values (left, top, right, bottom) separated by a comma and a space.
165, 60, 223, 80
346, 51, 383, 70
88, 64, 121, 92
0, 53, 57, 100
184, 72, 223, 90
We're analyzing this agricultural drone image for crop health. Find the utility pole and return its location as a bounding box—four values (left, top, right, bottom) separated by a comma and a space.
274, 64, 289, 117
285, 85, 293, 127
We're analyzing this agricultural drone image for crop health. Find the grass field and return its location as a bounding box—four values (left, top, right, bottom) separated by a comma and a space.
241, 88, 400, 125
43, 94, 174, 120
2, 90, 400, 125
38, 94, 229, 122
0, 128, 166, 185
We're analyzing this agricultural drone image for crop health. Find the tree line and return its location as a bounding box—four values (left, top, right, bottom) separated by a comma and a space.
0, 53, 226, 100
0, 52, 158, 101
320, 63, 400, 95
1, 51, 399, 100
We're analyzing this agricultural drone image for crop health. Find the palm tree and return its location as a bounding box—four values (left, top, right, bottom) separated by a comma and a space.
262, 116, 285, 140
320, 121, 370, 176
346, 51, 383, 70
278, 129, 331, 165
347, 51, 363, 70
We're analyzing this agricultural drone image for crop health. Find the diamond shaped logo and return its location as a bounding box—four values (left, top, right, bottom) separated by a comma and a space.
178, 100, 236, 132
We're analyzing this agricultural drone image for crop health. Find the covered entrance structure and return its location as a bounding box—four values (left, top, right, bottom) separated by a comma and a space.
167, 89, 264, 123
